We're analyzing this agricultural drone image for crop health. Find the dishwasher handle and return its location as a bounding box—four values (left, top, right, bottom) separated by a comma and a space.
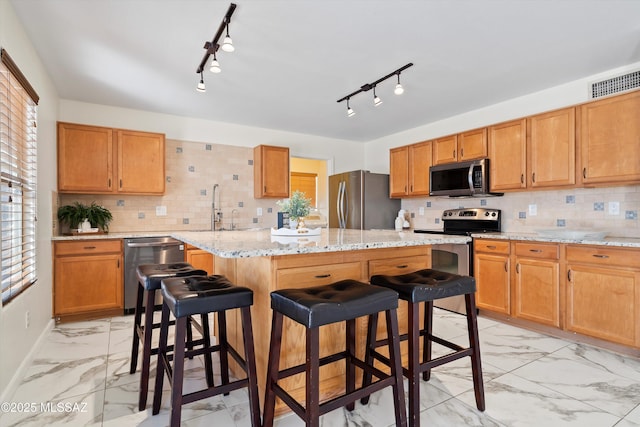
126, 240, 183, 248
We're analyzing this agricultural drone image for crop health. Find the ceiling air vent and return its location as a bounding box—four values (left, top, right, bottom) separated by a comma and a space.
590, 70, 640, 99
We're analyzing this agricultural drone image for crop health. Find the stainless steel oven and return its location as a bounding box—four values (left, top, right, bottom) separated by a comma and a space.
414, 208, 501, 314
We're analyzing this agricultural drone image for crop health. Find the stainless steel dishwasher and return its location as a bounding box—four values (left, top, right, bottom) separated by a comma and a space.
123, 236, 185, 314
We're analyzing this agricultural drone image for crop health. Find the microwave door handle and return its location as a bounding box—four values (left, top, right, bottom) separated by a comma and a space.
468, 164, 474, 192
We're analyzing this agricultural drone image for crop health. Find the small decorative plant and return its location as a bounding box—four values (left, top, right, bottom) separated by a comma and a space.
276, 190, 311, 223
57, 202, 113, 232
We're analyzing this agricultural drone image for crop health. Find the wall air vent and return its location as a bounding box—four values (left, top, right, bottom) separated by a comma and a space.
590, 70, 640, 99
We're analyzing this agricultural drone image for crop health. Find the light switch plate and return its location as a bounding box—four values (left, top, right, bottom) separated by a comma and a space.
257, 207, 263, 216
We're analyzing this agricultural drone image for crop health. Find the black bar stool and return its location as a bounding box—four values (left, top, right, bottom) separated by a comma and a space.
129, 262, 207, 410
262, 280, 407, 427
364, 269, 485, 427
153, 275, 260, 427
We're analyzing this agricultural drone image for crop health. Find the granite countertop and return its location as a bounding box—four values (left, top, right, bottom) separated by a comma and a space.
472, 232, 640, 248
172, 229, 470, 258
51, 228, 640, 251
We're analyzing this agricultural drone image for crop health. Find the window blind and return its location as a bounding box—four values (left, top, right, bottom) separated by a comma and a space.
1, 48, 38, 304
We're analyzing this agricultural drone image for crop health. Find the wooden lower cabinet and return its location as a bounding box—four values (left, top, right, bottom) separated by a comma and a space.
513, 242, 561, 327
54, 239, 123, 321
474, 239, 511, 314
475, 239, 640, 349
215, 246, 430, 414
185, 244, 214, 274
566, 245, 640, 347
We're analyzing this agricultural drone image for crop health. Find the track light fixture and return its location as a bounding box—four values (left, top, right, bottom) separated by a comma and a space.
337, 63, 413, 114
394, 73, 404, 95
196, 72, 206, 92
346, 98, 355, 117
195, 3, 237, 92
209, 51, 221, 73
373, 86, 382, 106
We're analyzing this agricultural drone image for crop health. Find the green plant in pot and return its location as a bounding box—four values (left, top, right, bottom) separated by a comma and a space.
276, 190, 311, 229
57, 202, 112, 233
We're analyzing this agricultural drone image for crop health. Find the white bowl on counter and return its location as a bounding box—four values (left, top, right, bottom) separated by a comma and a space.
535, 229, 608, 240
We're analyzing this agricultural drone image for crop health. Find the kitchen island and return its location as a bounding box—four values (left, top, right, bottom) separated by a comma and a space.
172, 228, 470, 413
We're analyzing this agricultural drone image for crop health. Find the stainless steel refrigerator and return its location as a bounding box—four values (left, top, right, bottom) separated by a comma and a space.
329, 170, 400, 230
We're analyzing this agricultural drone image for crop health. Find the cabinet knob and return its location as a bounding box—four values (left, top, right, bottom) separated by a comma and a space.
504, 262, 508, 272
583, 168, 587, 179
487, 245, 497, 250
529, 249, 542, 253
532, 172, 536, 183
460, 148, 463, 158
396, 265, 408, 269
314, 274, 331, 279
83, 246, 97, 250
516, 263, 520, 273
520, 174, 524, 184
592, 254, 609, 259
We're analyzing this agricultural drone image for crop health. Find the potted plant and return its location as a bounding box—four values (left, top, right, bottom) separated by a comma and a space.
276, 190, 311, 229
57, 202, 112, 233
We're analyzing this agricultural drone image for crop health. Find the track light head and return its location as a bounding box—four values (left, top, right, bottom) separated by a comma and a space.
373, 86, 383, 106
221, 24, 235, 52
196, 72, 206, 92
394, 73, 404, 95
210, 52, 221, 73
346, 98, 355, 117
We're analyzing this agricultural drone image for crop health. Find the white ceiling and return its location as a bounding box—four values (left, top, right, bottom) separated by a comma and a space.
11, 0, 640, 142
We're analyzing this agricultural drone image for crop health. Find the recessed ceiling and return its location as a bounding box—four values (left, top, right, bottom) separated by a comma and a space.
10, 0, 640, 142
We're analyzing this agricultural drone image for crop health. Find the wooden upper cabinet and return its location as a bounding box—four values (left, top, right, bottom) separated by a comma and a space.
579, 90, 640, 185
57, 122, 165, 195
57, 123, 114, 193
433, 135, 458, 165
390, 141, 432, 198
528, 107, 576, 189
433, 129, 487, 165
389, 146, 409, 197
458, 128, 488, 162
117, 129, 165, 194
408, 140, 432, 196
254, 144, 290, 198
488, 119, 527, 192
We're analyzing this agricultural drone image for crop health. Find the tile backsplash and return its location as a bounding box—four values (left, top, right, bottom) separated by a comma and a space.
402, 185, 640, 238
57, 140, 281, 233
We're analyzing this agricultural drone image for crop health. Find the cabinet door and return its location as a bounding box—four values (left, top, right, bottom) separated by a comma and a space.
580, 90, 640, 185
566, 263, 639, 346
54, 253, 123, 315
528, 108, 575, 188
186, 249, 214, 274
433, 135, 458, 165
514, 257, 560, 327
408, 141, 432, 196
459, 128, 487, 161
474, 252, 510, 314
389, 146, 409, 197
488, 119, 527, 191
57, 122, 114, 193
117, 130, 165, 194
254, 145, 290, 198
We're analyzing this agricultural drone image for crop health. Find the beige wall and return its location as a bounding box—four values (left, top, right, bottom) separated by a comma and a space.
0, 0, 59, 400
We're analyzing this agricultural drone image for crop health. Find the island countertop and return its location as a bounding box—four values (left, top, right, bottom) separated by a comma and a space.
172, 228, 470, 258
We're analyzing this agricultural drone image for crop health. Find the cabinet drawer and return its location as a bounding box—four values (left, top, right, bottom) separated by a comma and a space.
277, 261, 362, 289
55, 239, 122, 256
515, 242, 559, 259
566, 245, 640, 269
474, 239, 510, 254
369, 255, 430, 277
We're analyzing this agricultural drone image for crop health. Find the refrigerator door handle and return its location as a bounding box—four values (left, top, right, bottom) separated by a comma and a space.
342, 181, 349, 228
337, 181, 345, 228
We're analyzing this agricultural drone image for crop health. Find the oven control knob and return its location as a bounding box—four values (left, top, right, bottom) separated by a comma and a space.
491, 212, 497, 217
484, 212, 490, 216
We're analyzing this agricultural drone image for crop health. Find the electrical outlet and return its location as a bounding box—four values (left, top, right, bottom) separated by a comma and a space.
257, 207, 263, 216
608, 201, 620, 215
156, 205, 167, 216
25, 311, 30, 329
418, 207, 425, 216
528, 204, 537, 216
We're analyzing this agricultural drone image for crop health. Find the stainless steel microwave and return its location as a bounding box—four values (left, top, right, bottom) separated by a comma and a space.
430, 158, 501, 197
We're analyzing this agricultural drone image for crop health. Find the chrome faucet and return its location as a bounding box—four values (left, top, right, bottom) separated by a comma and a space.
212, 184, 221, 230
231, 209, 239, 230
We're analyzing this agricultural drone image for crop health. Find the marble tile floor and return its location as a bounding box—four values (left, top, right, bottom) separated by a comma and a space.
2, 309, 640, 427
